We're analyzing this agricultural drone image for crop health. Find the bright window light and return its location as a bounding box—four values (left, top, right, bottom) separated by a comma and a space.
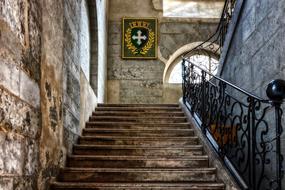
163, 0, 224, 18
168, 55, 219, 84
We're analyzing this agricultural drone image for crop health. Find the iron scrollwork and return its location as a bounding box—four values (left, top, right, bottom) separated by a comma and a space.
182, 58, 285, 190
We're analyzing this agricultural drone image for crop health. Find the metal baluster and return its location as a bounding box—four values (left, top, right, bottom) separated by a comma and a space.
266, 79, 285, 190
249, 97, 257, 189
190, 64, 195, 115
201, 70, 207, 134
182, 59, 186, 103
182, 58, 285, 189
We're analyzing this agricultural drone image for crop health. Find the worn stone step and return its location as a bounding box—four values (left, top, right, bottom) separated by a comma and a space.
93, 111, 185, 117
95, 107, 182, 112
51, 103, 225, 189
78, 136, 199, 146
67, 155, 209, 168
82, 128, 195, 137
89, 116, 187, 123
73, 144, 203, 156
58, 168, 217, 182
51, 182, 225, 190
97, 104, 180, 107
86, 122, 191, 129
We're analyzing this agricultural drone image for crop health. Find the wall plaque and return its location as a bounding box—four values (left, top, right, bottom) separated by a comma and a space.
122, 17, 158, 59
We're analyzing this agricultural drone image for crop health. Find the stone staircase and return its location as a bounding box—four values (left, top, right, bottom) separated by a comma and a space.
51, 104, 225, 190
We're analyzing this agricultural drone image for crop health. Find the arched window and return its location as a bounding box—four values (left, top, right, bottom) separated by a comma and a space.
169, 63, 182, 83
168, 54, 219, 84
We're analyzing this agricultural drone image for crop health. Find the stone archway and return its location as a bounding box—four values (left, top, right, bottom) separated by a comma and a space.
163, 42, 220, 83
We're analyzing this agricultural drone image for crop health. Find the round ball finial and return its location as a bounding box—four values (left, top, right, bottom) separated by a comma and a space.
266, 79, 285, 101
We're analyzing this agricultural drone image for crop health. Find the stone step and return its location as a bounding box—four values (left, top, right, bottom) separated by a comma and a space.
89, 116, 187, 123
67, 155, 209, 168
73, 144, 203, 156
97, 103, 180, 107
86, 122, 191, 129
51, 182, 225, 190
78, 136, 199, 146
58, 168, 217, 183
95, 107, 182, 112
82, 128, 195, 137
93, 111, 185, 117
51, 103, 225, 189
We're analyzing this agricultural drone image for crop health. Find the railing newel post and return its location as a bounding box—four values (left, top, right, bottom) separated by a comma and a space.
266, 79, 285, 190
274, 103, 283, 190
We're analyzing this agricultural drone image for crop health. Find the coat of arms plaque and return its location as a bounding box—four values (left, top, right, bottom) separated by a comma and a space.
122, 17, 158, 59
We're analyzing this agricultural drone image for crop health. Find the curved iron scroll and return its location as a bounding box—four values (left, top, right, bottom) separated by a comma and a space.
182, 0, 237, 59
182, 58, 284, 190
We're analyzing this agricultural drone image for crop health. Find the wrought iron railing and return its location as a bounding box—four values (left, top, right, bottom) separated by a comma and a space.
182, 58, 285, 190
181, 0, 284, 188
183, 0, 237, 59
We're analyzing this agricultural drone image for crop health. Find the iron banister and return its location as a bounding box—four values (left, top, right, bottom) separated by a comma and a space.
181, 0, 285, 187
182, 57, 285, 190
182, 58, 266, 102
182, 0, 237, 58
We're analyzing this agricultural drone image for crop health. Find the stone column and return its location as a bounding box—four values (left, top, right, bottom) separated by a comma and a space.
96, 0, 109, 103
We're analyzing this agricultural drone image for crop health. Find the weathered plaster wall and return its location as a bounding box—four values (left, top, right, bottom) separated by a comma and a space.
1, 0, 97, 189
80, 70, 97, 130
0, 0, 41, 83
0, 0, 41, 189
107, 0, 217, 103
0, 89, 40, 189
162, 84, 182, 103
38, 0, 64, 189
40, 0, 97, 187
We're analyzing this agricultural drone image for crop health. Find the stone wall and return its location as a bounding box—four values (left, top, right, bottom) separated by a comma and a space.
38, 0, 65, 188
221, 0, 285, 97
0, 0, 97, 189
39, 0, 97, 189
0, 89, 40, 189
80, 70, 97, 130
0, 0, 41, 189
88, 0, 98, 94
162, 84, 182, 104
107, 0, 217, 103
62, 0, 83, 155
219, 0, 285, 187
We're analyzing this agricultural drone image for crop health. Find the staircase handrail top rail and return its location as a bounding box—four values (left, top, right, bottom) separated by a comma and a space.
182, 57, 267, 102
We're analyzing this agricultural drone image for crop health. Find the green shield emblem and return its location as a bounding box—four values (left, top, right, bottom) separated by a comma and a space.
122, 18, 157, 59
131, 28, 149, 49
